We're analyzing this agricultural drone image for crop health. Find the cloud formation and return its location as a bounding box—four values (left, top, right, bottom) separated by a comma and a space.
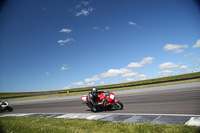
72, 1, 94, 17
60, 28, 72, 33
180, 65, 188, 70
163, 44, 188, 53
85, 75, 100, 83
183, 52, 195, 57
92, 26, 110, 31
46, 72, 50, 75
76, 1, 90, 9
193, 39, 200, 48
87, 82, 95, 86
61, 64, 69, 71
159, 62, 181, 69
188, 59, 200, 63
128, 21, 141, 28
100, 68, 132, 78
58, 38, 74, 46
158, 70, 173, 77
121, 72, 138, 77
76, 7, 93, 16
158, 63, 189, 77
72, 81, 84, 86
127, 57, 154, 68
93, 27, 99, 30
65, 57, 154, 89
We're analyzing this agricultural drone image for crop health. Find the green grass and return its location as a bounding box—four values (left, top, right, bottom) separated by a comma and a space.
0, 116, 199, 133
1, 72, 200, 102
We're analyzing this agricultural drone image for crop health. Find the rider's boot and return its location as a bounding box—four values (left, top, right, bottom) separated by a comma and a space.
91, 107, 97, 112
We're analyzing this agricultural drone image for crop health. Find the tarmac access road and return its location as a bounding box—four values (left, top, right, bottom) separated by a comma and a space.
3, 82, 200, 115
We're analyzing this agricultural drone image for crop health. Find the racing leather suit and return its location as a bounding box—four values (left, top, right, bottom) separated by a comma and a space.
87, 91, 108, 107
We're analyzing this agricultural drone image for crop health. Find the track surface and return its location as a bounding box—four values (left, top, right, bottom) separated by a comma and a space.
3, 83, 200, 115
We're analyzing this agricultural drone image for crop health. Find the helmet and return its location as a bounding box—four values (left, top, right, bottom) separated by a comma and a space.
1, 101, 6, 105
91, 87, 98, 97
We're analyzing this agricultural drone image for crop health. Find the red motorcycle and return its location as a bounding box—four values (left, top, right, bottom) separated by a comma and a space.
81, 91, 123, 112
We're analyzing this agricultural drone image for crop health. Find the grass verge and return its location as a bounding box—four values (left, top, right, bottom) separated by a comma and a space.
0, 116, 199, 133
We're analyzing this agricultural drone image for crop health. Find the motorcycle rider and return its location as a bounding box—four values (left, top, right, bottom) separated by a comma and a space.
87, 87, 108, 111
0, 101, 7, 109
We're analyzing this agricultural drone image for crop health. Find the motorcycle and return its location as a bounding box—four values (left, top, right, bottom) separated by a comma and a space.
81, 91, 123, 112
0, 101, 13, 112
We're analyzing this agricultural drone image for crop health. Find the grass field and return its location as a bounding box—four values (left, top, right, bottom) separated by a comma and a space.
1, 72, 200, 101
0, 116, 199, 133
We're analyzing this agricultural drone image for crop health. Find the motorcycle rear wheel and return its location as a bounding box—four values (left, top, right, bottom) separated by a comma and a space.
6, 106, 13, 111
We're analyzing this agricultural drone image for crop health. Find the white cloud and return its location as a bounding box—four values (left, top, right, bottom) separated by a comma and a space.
76, 1, 90, 9
58, 38, 74, 45
193, 39, 200, 48
60, 28, 72, 33
46, 72, 50, 75
129, 21, 136, 26
72, 81, 85, 86
163, 44, 188, 53
100, 68, 132, 78
79, 57, 154, 87
76, 7, 93, 16
126, 78, 135, 82
65, 56, 154, 88
82, 1, 90, 6
121, 72, 147, 81
140, 57, 154, 64
63, 85, 72, 90
190, 64, 200, 69
159, 62, 181, 69
183, 52, 195, 57
158, 70, 173, 77
93, 26, 110, 31
85, 75, 100, 83
128, 21, 141, 28
123, 73, 147, 82
61, 65, 69, 71
121, 72, 138, 77
127, 57, 154, 68
137, 74, 147, 79
93, 27, 99, 30
101, 81, 105, 85
127, 62, 143, 68
188, 59, 200, 63
180, 65, 188, 70
87, 82, 95, 86
105, 26, 110, 30
61, 67, 68, 71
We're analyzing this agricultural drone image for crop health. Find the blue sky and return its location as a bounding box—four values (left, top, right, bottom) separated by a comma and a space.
0, 0, 200, 92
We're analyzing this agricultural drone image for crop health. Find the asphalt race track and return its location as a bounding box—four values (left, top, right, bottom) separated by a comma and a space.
3, 82, 200, 115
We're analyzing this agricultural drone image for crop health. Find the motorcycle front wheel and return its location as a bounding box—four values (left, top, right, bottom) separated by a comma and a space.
113, 101, 123, 110
6, 106, 13, 111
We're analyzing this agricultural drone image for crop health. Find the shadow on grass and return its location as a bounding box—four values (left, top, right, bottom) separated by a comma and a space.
0, 123, 6, 133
